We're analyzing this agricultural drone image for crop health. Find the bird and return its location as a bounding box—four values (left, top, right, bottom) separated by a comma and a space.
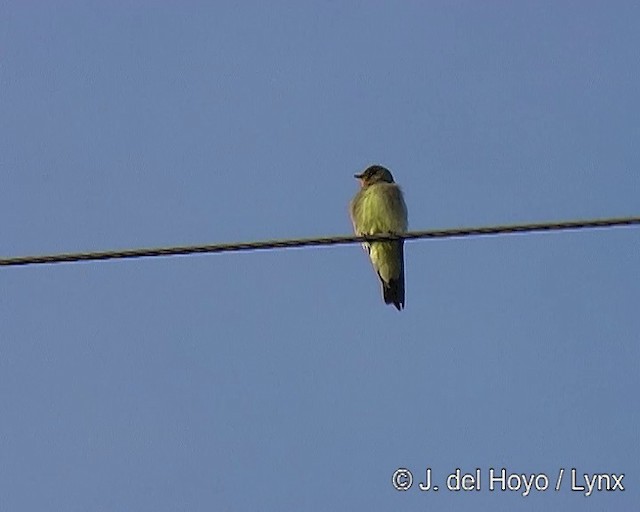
350, 164, 408, 310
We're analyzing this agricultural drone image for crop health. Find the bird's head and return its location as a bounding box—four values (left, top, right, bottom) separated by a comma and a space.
354, 165, 395, 187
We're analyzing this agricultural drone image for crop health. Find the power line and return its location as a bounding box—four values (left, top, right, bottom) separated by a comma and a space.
1, 216, 639, 268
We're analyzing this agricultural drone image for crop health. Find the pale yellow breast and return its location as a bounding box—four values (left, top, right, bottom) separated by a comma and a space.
351, 183, 408, 235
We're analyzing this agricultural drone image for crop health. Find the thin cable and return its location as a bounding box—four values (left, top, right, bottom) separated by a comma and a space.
1, 216, 639, 268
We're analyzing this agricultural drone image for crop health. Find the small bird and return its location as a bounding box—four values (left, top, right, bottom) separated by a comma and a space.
350, 165, 408, 310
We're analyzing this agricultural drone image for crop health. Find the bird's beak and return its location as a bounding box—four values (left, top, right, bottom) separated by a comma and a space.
354, 173, 364, 179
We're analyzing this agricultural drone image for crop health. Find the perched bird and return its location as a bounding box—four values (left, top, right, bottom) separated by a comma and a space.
350, 165, 408, 310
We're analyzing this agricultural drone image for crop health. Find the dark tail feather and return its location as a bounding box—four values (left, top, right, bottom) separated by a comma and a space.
382, 277, 404, 310
381, 241, 405, 311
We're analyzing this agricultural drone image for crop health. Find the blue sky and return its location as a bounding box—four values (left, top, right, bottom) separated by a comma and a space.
1, 2, 638, 511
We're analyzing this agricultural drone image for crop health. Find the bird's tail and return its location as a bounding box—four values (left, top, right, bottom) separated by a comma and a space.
380, 241, 405, 311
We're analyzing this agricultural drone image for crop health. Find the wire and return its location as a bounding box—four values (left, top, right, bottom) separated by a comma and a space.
1, 216, 639, 268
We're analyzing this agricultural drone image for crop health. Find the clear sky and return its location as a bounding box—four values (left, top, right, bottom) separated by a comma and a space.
1, 2, 639, 511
